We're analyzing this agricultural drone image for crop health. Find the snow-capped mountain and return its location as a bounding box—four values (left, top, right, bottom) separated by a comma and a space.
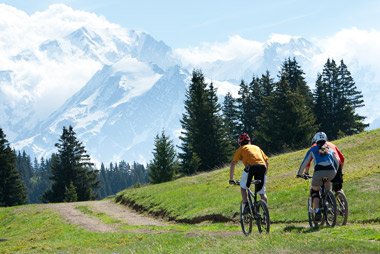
15, 60, 188, 165
1, 4, 379, 166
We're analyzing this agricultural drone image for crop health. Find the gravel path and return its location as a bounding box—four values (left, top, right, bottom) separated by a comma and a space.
41, 200, 242, 236
44, 200, 167, 233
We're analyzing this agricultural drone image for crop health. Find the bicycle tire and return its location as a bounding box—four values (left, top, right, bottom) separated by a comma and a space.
308, 196, 319, 228
323, 190, 337, 227
335, 191, 348, 226
240, 201, 252, 235
256, 200, 270, 233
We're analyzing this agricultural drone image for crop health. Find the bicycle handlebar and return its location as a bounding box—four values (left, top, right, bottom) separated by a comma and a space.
296, 174, 312, 180
229, 179, 240, 185
229, 179, 261, 185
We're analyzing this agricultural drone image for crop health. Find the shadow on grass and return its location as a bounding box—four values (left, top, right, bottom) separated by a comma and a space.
283, 225, 322, 234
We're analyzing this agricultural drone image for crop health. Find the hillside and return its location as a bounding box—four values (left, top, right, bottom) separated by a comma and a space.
1, 129, 380, 253
116, 129, 380, 223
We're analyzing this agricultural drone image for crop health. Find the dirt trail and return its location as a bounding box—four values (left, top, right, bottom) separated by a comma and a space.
42, 200, 241, 236
44, 200, 167, 233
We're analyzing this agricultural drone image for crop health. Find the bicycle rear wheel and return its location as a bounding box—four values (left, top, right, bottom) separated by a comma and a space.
335, 191, 348, 226
308, 197, 319, 228
323, 191, 337, 227
240, 201, 252, 236
256, 200, 270, 233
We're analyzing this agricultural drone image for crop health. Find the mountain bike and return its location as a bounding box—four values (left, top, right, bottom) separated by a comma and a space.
298, 174, 337, 228
335, 191, 348, 225
230, 179, 270, 235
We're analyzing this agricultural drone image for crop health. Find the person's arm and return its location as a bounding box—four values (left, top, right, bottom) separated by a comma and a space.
336, 146, 345, 166
297, 150, 312, 176
229, 161, 237, 181
332, 151, 340, 170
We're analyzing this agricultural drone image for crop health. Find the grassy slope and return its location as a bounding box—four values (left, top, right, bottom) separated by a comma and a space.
1, 129, 380, 253
117, 129, 380, 223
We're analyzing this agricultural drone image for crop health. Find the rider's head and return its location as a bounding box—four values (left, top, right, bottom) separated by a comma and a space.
314, 132, 329, 156
312, 132, 328, 144
238, 133, 250, 146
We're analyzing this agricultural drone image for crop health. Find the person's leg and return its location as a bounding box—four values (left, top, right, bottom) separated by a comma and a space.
324, 169, 337, 191
259, 193, 268, 204
311, 170, 323, 212
240, 169, 249, 203
241, 187, 248, 202
254, 166, 267, 204
332, 165, 343, 192
311, 186, 320, 209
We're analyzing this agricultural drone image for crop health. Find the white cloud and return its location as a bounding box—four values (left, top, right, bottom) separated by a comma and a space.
268, 33, 300, 44
316, 28, 380, 79
174, 35, 263, 66
0, 3, 127, 120
310, 28, 380, 124
111, 57, 163, 107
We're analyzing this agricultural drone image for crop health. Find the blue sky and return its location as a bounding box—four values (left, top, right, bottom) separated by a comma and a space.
2, 0, 380, 48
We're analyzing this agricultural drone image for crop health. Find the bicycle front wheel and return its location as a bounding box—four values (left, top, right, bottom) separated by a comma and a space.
240, 201, 252, 236
335, 191, 348, 226
256, 200, 270, 233
323, 191, 337, 227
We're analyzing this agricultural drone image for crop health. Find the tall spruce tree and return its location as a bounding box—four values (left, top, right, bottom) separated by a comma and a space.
249, 76, 264, 132
281, 57, 314, 107
148, 130, 178, 184
314, 59, 339, 137
260, 70, 275, 98
0, 128, 26, 206
42, 126, 100, 203
255, 74, 316, 154
222, 92, 240, 149
237, 80, 255, 136
16, 151, 34, 203
336, 59, 368, 135
314, 59, 367, 139
205, 82, 231, 168
178, 70, 230, 174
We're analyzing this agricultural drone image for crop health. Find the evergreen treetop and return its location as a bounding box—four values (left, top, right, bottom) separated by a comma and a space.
0, 128, 27, 207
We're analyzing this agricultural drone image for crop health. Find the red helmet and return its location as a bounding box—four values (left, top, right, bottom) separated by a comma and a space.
238, 133, 250, 144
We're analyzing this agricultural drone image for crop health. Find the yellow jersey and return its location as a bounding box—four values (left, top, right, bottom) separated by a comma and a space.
232, 144, 268, 166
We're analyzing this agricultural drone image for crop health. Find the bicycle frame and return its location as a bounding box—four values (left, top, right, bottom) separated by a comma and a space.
232, 179, 270, 235
246, 187, 258, 215
299, 174, 337, 227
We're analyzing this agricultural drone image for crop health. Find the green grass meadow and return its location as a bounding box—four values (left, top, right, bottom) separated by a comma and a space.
1, 129, 380, 253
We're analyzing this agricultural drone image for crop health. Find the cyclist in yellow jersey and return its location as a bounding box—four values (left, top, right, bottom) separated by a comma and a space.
229, 133, 269, 213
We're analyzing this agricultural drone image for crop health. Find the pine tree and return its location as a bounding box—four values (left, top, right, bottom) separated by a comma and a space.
250, 76, 265, 132
260, 70, 275, 98
314, 59, 368, 139
42, 126, 100, 203
281, 57, 314, 106
148, 130, 178, 184
222, 92, 240, 149
336, 59, 368, 136
255, 74, 316, 154
204, 82, 231, 168
314, 59, 339, 138
64, 181, 78, 202
237, 80, 255, 136
0, 128, 26, 206
16, 151, 34, 203
178, 70, 230, 174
